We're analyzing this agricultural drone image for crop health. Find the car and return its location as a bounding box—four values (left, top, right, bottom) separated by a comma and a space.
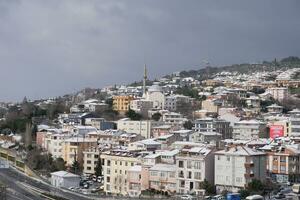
181, 195, 195, 200
211, 195, 226, 200
81, 189, 89, 195
272, 193, 285, 199
83, 183, 89, 189
68, 187, 74, 191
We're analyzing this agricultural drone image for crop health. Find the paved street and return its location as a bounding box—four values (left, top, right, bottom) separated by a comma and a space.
0, 167, 92, 200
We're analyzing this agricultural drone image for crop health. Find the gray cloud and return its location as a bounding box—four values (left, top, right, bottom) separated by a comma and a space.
0, 0, 299, 101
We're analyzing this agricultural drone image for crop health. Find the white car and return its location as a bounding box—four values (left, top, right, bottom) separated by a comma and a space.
181, 195, 194, 200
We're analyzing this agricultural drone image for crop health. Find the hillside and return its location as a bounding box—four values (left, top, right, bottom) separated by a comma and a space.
171, 56, 300, 80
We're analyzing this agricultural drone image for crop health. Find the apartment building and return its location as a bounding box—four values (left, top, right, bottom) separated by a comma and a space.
201, 99, 222, 113
148, 164, 177, 194
193, 118, 232, 139
83, 147, 101, 175
164, 94, 193, 112
127, 165, 142, 197
214, 146, 267, 193
232, 120, 268, 140
176, 146, 215, 195
113, 95, 134, 113
117, 118, 161, 138
45, 133, 68, 159
266, 87, 288, 101
162, 112, 188, 127
102, 150, 142, 195
130, 99, 153, 117
265, 144, 300, 183
291, 115, 300, 136
62, 137, 98, 167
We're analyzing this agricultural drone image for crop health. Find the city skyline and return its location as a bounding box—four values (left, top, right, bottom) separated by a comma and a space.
0, 0, 300, 101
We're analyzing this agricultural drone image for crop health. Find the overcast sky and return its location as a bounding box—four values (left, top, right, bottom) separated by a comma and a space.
0, 0, 299, 102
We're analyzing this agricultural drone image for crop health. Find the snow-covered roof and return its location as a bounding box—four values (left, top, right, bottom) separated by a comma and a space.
51, 171, 80, 178
215, 146, 265, 156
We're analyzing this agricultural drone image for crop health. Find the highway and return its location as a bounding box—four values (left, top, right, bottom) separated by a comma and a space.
0, 167, 92, 200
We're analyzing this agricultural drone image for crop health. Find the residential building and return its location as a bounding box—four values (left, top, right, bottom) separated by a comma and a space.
266, 87, 289, 101
127, 165, 142, 197
113, 95, 134, 113
214, 146, 267, 193
130, 99, 153, 117
83, 147, 101, 175
267, 104, 283, 114
264, 144, 300, 183
162, 112, 188, 127
201, 99, 222, 113
193, 118, 232, 139
176, 146, 215, 195
117, 118, 162, 138
102, 150, 142, 195
232, 120, 268, 140
148, 164, 177, 194
164, 94, 193, 112
62, 137, 98, 167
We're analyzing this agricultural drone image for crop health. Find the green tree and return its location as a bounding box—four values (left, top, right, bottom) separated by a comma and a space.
152, 113, 162, 121
200, 179, 215, 195
238, 189, 250, 199
94, 157, 102, 176
183, 120, 193, 130
51, 158, 66, 172
247, 179, 264, 192
70, 152, 81, 174
126, 109, 142, 120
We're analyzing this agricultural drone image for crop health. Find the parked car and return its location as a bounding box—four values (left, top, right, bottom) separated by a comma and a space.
181, 195, 195, 200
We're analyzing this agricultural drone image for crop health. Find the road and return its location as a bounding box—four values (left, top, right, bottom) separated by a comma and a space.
0, 167, 92, 200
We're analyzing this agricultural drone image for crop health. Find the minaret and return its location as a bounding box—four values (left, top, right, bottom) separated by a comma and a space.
143, 64, 147, 97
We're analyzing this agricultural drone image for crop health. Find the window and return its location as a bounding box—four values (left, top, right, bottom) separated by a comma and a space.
160, 172, 166, 178
107, 160, 111, 166
217, 155, 220, 160
226, 156, 230, 161
106, 184, 110, 191
178, 171, 184, 178
94, 155, 99, 159
150, 171, 158, 176
194, 172, 201, 180
187, 161, 192, 169
194, 162, 201, 169
180, 181, 185, 187
169, 172, 175, 178
87, 160, 91, 164
236, 177, 242, 183
280, 166, 286, 172
179, 161, 184, 168
188, 171, 192, 179
106, 177, 110, 183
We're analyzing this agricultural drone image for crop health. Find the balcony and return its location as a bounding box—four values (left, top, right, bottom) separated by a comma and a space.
244, 163, 254, 168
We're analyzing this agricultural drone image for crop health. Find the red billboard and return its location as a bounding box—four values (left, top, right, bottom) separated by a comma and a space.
270, 125, 284, 139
